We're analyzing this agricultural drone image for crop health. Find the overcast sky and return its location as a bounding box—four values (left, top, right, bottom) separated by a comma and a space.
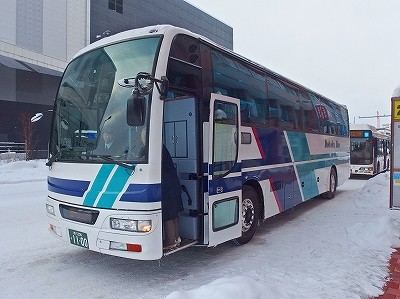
186, 0, 399, 128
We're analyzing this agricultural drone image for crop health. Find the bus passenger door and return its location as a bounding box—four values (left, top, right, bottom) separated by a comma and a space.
207, 94, 242, 246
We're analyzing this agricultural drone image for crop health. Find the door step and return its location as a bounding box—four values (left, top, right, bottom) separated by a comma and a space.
163, 239, 198, 256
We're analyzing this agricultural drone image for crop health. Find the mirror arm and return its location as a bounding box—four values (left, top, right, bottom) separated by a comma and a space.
153, 76, 169, 100
133, 72, 169, 99
154, 82, 164, 100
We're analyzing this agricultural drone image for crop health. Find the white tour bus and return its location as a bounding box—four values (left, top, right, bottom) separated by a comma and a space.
46, 25, 350, 260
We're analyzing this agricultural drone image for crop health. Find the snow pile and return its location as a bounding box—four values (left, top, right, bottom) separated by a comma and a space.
166, 173, 399, 299
166, 276, 290, 299
0, 159, 47, 184
351, 173, 400, 249
0, 160, 399, 299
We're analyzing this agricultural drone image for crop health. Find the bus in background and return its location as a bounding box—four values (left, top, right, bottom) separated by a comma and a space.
45, 25, 350, 260
350, 124, 390, 176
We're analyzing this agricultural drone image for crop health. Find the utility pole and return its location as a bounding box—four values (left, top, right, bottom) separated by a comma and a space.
358, 111, 391, 128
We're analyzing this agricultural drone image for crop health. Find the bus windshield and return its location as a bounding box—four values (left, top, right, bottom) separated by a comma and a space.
350, 138, 373, 164
49, 37, 161, 163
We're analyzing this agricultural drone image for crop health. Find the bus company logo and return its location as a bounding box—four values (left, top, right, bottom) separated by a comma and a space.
325, 139, 341, 148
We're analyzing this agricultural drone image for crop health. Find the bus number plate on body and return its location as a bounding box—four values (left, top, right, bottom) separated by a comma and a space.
68, 229, 89, 249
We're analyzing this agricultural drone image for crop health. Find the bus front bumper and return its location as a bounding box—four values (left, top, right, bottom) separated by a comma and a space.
46, 197, 163, 260
350, 166, 373, 175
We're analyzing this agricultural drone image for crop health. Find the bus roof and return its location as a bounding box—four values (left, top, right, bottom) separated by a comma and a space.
73, 24, 347, 110
350, 123, 378, 131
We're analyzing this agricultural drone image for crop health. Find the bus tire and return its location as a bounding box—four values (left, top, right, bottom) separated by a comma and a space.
233, 185, 259, 245
321, 168, 337, 199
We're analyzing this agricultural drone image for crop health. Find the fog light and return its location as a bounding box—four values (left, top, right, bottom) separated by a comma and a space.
110, 241, 127, 250
46, 203, 55, 215
109, 241, 142, 252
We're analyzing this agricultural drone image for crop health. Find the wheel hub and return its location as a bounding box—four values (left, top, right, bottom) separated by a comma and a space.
242, 198, 255, 232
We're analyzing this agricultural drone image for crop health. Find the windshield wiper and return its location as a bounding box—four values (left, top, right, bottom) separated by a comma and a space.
83, 154, 136, 170
46, 151, 61, 166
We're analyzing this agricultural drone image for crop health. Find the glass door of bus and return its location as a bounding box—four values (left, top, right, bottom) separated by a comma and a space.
208, 94, 242, 246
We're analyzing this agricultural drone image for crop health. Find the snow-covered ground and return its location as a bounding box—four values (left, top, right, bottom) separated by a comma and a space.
0, 160, 398, 299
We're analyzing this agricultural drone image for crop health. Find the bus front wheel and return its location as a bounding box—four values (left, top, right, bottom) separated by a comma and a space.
321, 168, 337, 199
233, 185, 259, 245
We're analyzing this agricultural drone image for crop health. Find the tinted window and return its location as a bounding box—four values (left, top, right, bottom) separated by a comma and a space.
211, 50, 267, 125
266, 77, 301, 129
299, 90, 320, 132
168, 35, 202, 91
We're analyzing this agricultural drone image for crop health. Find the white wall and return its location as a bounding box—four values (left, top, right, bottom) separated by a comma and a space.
0, 0, 17, 44
0, 0, 89, 71
43, 0, 67, 61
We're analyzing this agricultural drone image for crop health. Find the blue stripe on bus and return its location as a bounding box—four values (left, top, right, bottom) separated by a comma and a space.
48, 177, 90, 197
243, 167, 295, 210
254, 128, 292, 164
119, 183, 161, 202
82, 164, 115, 207
96, 166, 134, 208
208, 175, 242, 195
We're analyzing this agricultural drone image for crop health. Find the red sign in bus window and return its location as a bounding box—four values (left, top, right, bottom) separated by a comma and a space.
315, 105, 329, 120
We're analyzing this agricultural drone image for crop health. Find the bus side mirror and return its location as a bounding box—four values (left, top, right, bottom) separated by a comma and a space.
127, 94, 146, 126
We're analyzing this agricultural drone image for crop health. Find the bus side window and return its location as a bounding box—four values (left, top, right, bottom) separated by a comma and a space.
210, 50, 267, 126
304, 108, 319, 132
168, 34, 202, 92
267, 99, 279, 126
294, 107, 303, 129
239, 97, 266, 124
280, 105, 295, 129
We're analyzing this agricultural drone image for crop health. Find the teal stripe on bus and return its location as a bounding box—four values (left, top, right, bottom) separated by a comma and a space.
83, 164, 115, 207
287, 131, 338, 162
96, 166, 134, 209
296, 163, 320, 200
286, 131, 310, 162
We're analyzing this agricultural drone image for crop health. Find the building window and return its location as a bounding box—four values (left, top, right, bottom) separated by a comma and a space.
108, 0, 123, 14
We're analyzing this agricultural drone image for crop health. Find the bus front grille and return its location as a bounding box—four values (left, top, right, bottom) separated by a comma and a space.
59, 204, 99, 225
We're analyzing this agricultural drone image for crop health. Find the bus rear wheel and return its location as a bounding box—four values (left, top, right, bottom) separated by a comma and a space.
321, 168, 337, 199
233, 185, 259, 245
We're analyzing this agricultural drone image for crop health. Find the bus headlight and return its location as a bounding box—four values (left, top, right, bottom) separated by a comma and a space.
110, 218, 152, 233
46, 203, 55, 215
